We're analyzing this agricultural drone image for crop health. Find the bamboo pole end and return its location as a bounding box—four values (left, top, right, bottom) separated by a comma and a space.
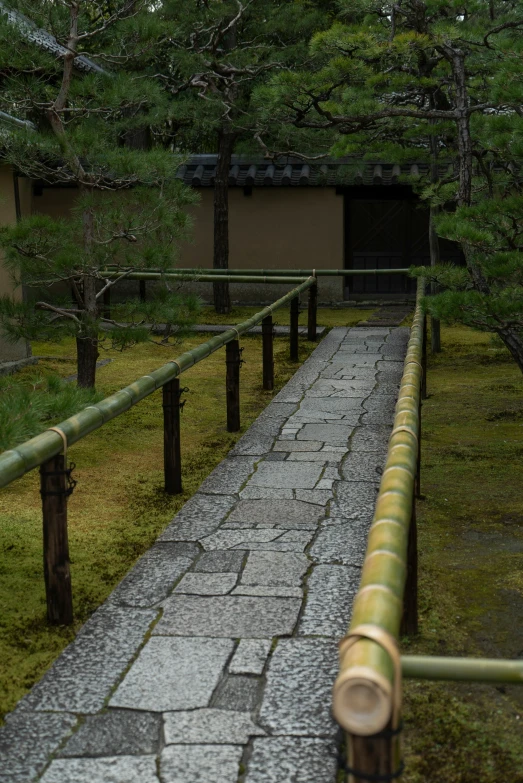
333, 666, 392, 735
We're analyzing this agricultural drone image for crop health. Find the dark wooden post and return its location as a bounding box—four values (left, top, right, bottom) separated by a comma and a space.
40, 455, 73, 625
290, 296, 299, 361
226, 339, 241, 432
307, 281, 317, 341
103, 287, 111, 320
262, 315, 274, 391
139, 279, 146, 303
163, 378, 183, 495
400, 487, 419, 636
346, 729, 399, 783
416, 397, 422, 499
421, 316, 428, 399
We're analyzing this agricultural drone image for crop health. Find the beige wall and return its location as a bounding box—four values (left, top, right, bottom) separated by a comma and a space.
22, 183, 347, 304
0, 165, 31, 361
179, 188, 345, 302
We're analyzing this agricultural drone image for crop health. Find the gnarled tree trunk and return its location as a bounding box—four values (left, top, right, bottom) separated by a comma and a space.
213, 129, 236, 314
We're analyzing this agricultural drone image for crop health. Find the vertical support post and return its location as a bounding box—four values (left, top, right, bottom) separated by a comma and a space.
103, 287, 111, 320
262, 315, 274, 391
401, 486, 419, 636
290, 296, 299, 361
226, 339, 241, 432
345, 730, 397, 783
40, 455, 73, 625
307, 281, 317, 342
416, 395, 422, 499
421, 315, 428, 400
139, 279, 146, 303
163, 378, 183, 495
431, 315, 441, 354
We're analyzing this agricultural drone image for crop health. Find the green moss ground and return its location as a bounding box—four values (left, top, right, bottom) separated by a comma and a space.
197, 304, 375, 328
402, 326, 523, 783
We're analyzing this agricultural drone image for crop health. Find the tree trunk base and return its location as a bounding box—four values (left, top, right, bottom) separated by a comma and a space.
213, 280, 231, 315
76, 336, 99, 389
497, 327, 523, 374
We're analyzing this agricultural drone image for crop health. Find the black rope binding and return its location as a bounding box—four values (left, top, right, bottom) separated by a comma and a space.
40, 463, 77, 498
338, 758, 405, 782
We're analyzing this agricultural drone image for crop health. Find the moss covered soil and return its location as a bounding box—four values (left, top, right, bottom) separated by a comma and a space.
402, 326, 523, 783
197, 304, 375, 328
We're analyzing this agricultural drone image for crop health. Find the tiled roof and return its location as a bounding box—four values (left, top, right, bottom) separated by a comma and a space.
176, 155, 442, 188
0, 2, 106, 75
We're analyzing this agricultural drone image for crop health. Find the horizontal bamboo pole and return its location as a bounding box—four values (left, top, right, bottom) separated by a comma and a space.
103, 267, 411, 278
402, 656, 523, 685
0, 278, 314, 490
102, 272, 310, 284
332, 277, 425, 737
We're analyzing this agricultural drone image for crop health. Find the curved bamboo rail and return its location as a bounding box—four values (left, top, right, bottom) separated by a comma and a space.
0, 277, 314, 489
333, 277, 425, 736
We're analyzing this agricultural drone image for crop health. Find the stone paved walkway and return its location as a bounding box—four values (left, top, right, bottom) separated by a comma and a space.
0, 326, 409, 783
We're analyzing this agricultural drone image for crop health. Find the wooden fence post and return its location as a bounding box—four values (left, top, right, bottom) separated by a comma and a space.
139, 279, 147, 303
290, 296, 299, 361
401, 486, 419, 636
262, 315, 274, 391
40, 455, 73, 625
163, 378, 183, 495
345, 729, 399, 783
416, 396, 422, 499
226, 339, 241, 432
307, 281, 317, 342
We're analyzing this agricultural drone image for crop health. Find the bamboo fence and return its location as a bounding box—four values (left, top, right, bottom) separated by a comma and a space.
0, 277, 314, 489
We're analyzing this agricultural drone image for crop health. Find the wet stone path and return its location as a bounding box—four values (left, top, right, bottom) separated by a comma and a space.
0, 326, 409, 783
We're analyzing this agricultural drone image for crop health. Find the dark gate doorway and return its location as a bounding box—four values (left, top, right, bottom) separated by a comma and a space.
344, 187, 429, 298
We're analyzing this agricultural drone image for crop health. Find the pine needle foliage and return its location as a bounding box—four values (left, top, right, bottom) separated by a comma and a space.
0, 1, 199, 388
0, 371, 101, 452
259, 0, 523, 371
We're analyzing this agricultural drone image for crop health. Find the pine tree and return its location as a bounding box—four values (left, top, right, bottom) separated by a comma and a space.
259, 0, 523, 371
0, 1, 198, 388
152, 0, 330, 313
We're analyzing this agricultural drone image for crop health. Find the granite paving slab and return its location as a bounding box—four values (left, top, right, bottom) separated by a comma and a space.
18, 604, 158, 714
154, 595, 301, 638
259, 639, 338, 737
228, 640, 272, 675
108, 543, 197, 607
59, 710, 161, 758
298, 565, 360, 637
164, 709, 264, 744
245, 738, 338, 783
160, 744, 243, 783
1, 324, 408, 783
0, 712, 78, 783
39, 756, 159, 783
211, 675, 264, 711
227, 498, 323, 528
159, 493, 236, 541
310, 523, 369, 567
109, 637, 234, 712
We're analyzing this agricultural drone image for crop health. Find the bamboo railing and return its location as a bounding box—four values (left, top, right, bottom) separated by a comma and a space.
0, 276, 316, 623
102, 267, 411, 279
332, 277, 523, 782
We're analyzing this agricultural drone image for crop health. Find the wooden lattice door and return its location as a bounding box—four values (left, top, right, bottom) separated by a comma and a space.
346, 198, 429, 295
